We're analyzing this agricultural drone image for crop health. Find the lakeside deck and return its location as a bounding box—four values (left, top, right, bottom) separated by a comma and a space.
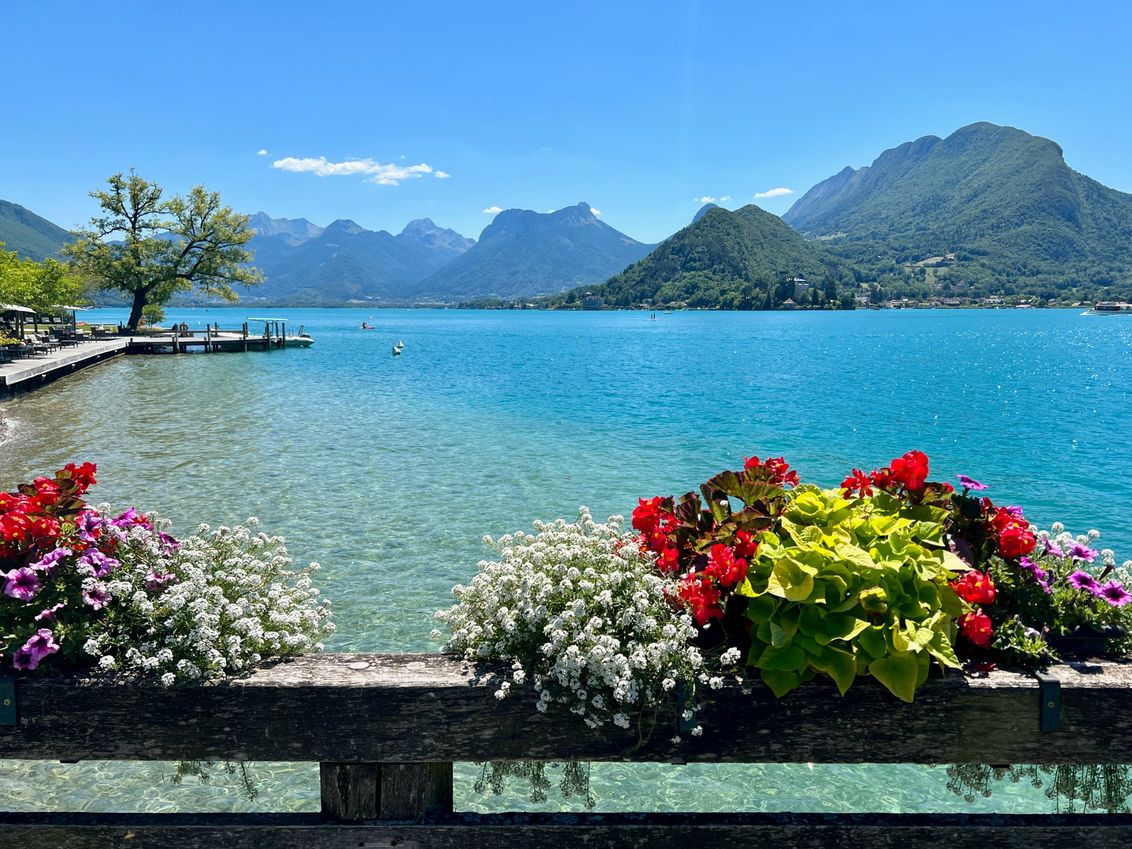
0, 338, 129, 396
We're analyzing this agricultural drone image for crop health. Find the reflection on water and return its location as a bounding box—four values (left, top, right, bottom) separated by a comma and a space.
947, 764, 1132, 814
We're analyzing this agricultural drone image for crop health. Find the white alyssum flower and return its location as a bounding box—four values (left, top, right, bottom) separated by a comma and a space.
437, 508, 702, 731
87, 516, 334, 683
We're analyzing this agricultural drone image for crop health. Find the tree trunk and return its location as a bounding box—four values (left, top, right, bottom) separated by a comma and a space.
126, 289, 148, 331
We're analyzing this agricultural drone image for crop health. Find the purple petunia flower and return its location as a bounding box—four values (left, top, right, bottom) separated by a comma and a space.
3, 567, 42, 602
34, 602, 66, 622
1020, 556, 1052, 593
82, 583, 111, 610
1100, 581, 1132, 607
957, 474, 988, 491
1043, 539, 1066, 559
1068, 570, 1102, 594
11, 628, 60, 671
158, 532, 180, 551
30, 547, 72, 574
111, 507, 151, 531
76, 509, 105, 543
144, 569, 178, 591
78, 548, 119, 579
1068, 543, 1099, 563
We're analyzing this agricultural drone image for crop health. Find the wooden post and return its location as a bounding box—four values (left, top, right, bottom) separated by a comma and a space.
281, 320, 287, 349
320, 762, 453, 821
242, 322, 248, 352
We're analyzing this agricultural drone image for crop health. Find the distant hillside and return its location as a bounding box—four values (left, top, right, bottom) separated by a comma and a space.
0, 199, 71, 261
784, 122, 1132, 297
692, 202, 720, 223
247, 216, 475, 303
411, 202, 654, 300
558, 205, 850, 309
248, 211, 324, 245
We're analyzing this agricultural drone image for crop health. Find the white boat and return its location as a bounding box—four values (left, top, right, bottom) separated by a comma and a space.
1088, 302, 1132, 315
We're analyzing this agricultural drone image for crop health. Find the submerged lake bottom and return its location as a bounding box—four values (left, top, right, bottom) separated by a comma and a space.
2, 306, 1131, 813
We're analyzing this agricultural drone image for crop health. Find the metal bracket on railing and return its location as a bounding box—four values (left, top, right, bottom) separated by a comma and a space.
1033, 671, 1062, 732
0, 677, 15, 726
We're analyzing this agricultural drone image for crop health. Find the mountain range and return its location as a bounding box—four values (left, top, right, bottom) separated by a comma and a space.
6, 121, 1132, 306
246, 215, 475, 304
411, 203, 654, 301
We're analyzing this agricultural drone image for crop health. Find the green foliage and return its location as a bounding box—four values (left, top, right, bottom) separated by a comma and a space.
0, 242, 88, 313
64, 171, 260, 329
740, 486, 966, 701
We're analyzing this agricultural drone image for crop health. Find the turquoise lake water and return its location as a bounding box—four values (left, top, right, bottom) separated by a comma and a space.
2, 306, 1131, 813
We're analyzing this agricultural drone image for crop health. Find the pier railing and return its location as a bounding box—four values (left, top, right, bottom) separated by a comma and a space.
3, 653, 1132, 847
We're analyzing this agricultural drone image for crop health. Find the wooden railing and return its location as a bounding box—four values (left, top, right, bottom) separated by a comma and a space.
2, 653, 1132, 847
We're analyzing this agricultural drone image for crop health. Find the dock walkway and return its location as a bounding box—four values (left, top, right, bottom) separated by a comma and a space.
0, 338, 129, 396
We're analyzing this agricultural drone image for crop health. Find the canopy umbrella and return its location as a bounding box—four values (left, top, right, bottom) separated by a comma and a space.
1, 304, 35, 339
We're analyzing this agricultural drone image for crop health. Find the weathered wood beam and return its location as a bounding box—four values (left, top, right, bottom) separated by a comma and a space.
1, 653, 1130, 764
4, 811, 1132, 849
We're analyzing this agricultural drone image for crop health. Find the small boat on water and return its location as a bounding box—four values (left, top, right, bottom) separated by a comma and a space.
361, 322, 375, 330
1088, 302, 1132, 315
392, 339, 404, 357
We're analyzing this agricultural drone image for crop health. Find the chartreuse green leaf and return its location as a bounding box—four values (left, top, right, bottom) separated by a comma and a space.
928, 628, 961, 668
811, 646, 857, 696
868, 654, 920, 703
767, 557, 817, 601
760, 668, 802, 698
757, 644, 807, 671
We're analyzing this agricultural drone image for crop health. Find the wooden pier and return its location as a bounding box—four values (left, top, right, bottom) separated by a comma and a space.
0, 321, 310, 397
0, 338, 129, 396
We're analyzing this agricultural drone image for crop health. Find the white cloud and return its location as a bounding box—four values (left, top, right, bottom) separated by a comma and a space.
590, 207, 602, 216
720, 195, 732, 202
482, 205, 503, 214
435, 170, 451, 179
256, 148, 269, 156
271, 155, 446, 186
698, 195, 716, 203
754, 187, 794, 199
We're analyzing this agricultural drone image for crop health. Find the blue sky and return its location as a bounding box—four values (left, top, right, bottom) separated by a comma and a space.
3, 1, 1131, 244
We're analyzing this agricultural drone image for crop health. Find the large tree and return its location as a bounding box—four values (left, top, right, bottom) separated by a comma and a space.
65, 171, 260, 329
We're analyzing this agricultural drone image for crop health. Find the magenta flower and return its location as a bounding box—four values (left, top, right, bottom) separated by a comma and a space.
82, 583, 111, 610
1043, 539, 1066, 559
34, 602, 66, 622
1100, 581, 1132, 607
1019, 556, 1052, 593
1068, 543, 1099, 563
1067, 570, 1102, 594
158, 532, 180, 551
957, 474, 988, 491
11, 628, 60, 671
111, 507, 151, 530
30, 547, 72, 574
3, 567, 42, 601
79, 548, 119, 579
144, 569, 177, 591
76, 509, 104, 543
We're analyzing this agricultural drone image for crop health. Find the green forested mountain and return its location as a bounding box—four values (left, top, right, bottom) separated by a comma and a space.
0, 199, 72, 261
558, 204, 851, 309
784, 122, 1132, 300
410, 203, 654, 300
